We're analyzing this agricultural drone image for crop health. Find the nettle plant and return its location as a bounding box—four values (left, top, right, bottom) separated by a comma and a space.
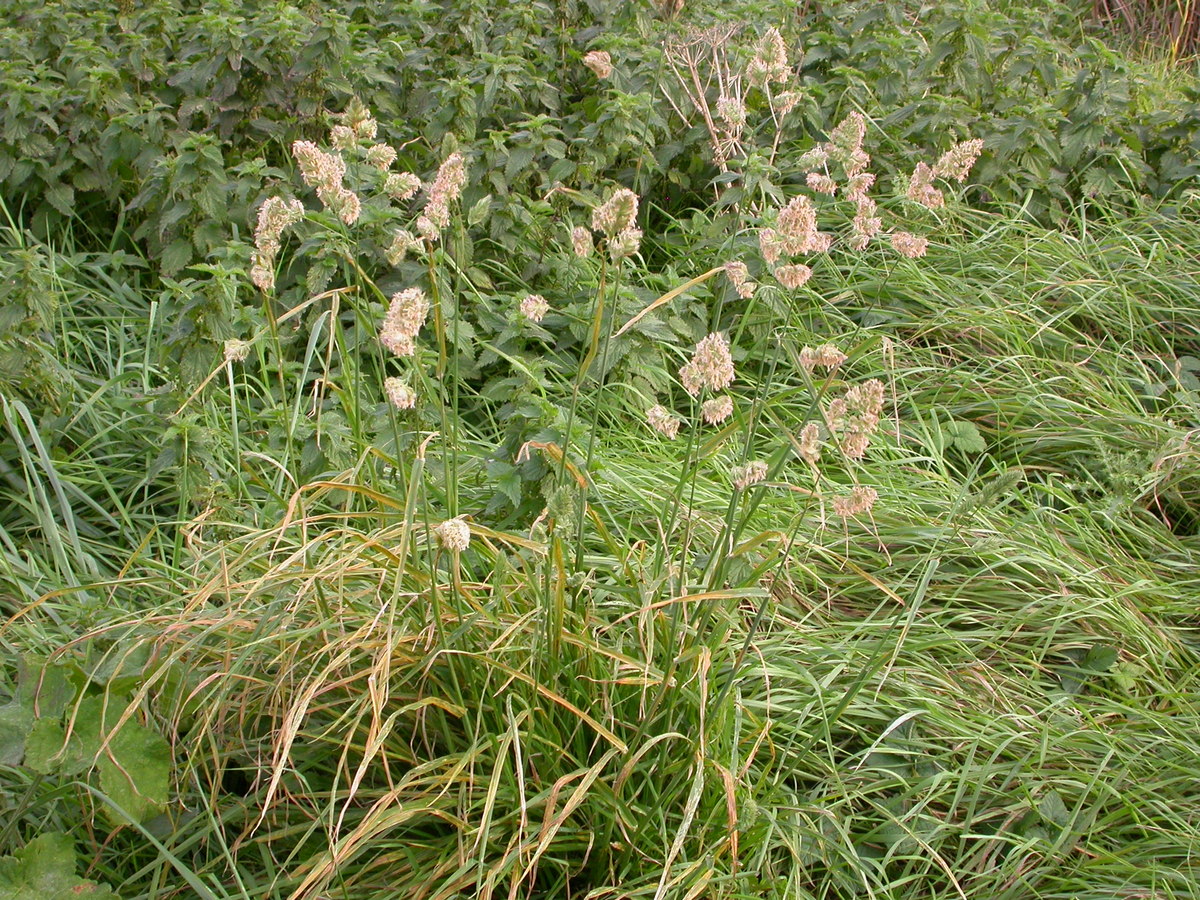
235, 23, 982, 564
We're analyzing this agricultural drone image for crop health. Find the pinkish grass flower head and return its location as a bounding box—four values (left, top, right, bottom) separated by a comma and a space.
798, 421, 821, 464
702, 394, 734, 425
732, 460, 768, 490
832, 378, 885, 459
254, 197, 305, 252
386, 229, 419, 265
571, 226, 593, 258
797, 146, 829, 171
647, 404, 682, 439
292, 141, 346, 193
845, 172, 875, 202
385, 172, 421, 202
724, 261, 755, 299
380, 287, 429, 356
933, 138, 984, 183
758, 228, 785, 266
249, 252, 274, 292
520, 294, 550, 323
833, 484, 878, 518
330, 125, 357, 151
717, 95, 746, 132
592, 187, 639, 237
416, 215, 440, 242
843, 149, 871, 177
906, 162, 944, 209
608, 227, 642, 261
807, 173, 837, 196
223, 339, 251, 363
747, 27, 789, 88
775, 196, 832, 255
366, 143, 398, 171
384, 377, 417, 410
320, 187, 361, 225
679, 332, 735, 397
891, 232, 928, 259
775, 90, 802, 115
774, 264, 813, 290
583, 50, 613, 78
850, 198, 881, 250
827, 112, 866, 160
424, 151, 468, 230
384, 287, 430, 337
799, 343, 846, 373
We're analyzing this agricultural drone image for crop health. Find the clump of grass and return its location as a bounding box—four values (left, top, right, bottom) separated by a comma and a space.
3, 20, 1200, 900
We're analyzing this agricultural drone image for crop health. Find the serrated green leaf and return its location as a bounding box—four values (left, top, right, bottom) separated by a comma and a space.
160, 240, 194, 275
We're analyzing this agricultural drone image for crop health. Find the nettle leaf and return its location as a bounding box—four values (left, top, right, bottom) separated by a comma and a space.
0, 832, 119, 900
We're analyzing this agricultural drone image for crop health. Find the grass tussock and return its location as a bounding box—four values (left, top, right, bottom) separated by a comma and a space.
2, 10, 1200, 900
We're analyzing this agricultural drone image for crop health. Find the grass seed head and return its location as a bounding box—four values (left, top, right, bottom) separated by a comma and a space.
384, 377, 417, 409
592, 187, 639, 237
702, 394, 734, 424
732, 460, 768, 490
520, 294, 550, 323
891, 231, 929, 258
647, 404, 682, 439
680, 332, 735, 396
833, 484, 878, 518
774, 263, 813, 289
933, 138, 984, 183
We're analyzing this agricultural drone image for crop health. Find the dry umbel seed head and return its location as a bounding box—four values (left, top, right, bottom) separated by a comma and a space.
435, 517, 471, 552
583, 50, 613, 78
